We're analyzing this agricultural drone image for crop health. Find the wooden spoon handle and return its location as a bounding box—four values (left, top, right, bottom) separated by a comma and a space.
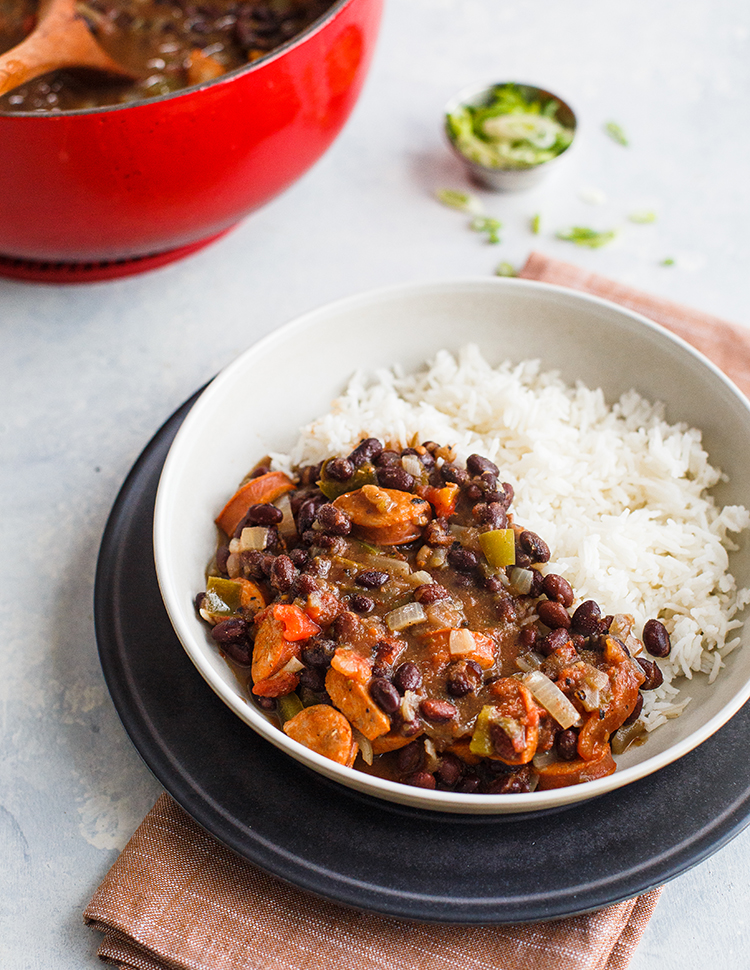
0, 0, 134, 97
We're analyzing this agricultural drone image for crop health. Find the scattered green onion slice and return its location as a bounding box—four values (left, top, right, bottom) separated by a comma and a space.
604, 120, 629, 146
556, 226, 616, 249
495, 261, 517, 277
435, 188, 483, 214
531, 213, 541, 234
629, 209, 657, 224
661, 257, 675, 266
471, 216, 502, 244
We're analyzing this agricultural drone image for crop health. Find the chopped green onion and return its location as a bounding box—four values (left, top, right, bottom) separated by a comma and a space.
495, 261, 517, 278
531, 213, 541, 234
629, 210, 657, 224
661, 257, 675, 266
556, 226, 616, 249
436, 188, 483, 214
604, 121, 629, 146
471, 216, 502, 244
447, 83, 575, 171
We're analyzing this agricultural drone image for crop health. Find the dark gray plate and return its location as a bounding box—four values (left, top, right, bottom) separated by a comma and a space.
95, 393, 750, 924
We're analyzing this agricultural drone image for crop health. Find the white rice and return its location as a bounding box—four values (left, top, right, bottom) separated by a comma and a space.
270, 344, 750, 732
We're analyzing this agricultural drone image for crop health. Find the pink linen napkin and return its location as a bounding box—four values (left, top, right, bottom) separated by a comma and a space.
85, 250, 750, 970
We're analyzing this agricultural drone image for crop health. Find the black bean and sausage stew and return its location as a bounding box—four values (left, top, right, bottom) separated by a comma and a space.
0, 0, 334, 111
195, 438, 671, 794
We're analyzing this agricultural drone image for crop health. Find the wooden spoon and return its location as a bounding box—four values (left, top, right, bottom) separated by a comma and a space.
0, 0, 136, 98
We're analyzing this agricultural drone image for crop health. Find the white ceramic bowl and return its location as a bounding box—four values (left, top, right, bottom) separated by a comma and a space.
153, 278, 750, 814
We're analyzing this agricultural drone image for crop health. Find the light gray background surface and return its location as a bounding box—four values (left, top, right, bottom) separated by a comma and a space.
2, 0, 749, 966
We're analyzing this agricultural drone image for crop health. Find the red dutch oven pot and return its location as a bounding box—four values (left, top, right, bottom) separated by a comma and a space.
0, 0, 383, 281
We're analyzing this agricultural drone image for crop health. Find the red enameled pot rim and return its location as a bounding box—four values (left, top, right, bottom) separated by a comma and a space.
0, 0, 353, 118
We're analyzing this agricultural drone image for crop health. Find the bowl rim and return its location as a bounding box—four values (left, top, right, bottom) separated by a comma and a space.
153, 275, 750, 813
444, 79, 577, 174
0, 0, 354, 119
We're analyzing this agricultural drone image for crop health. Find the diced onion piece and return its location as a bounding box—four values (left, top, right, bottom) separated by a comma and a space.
400, 690, 420, 720
426, 600, 465, 629
515, 651, 544, 673
386, 602, 427, 631
479, 529, 516, 567
239, 526, 269, 552
276, 493, 297, 539
508, 566, 534, 595
523, 670, 579, 729
408, 569, 434, 587
281, 656, 305, 674
228, 537, 241, 554
610, 613, 643, 656
353, 729, 374, 765
449, 523, 481, 549
449, 628, 476, 656
360, 553, 411, 578
423, 737, 439, 771
402, 455, 424, 478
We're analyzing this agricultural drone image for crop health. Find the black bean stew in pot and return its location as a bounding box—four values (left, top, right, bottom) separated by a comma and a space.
195, 438, 672, 794
0, 0, 335, 111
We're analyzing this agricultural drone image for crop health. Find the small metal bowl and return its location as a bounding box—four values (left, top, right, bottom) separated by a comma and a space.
445, 80, 577, 191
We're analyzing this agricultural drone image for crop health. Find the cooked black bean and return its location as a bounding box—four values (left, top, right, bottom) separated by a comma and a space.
297, 498, 321, 534
537, 599, 571, 629
519, 626, 538, 648
244, 502, 284, 526
519, 530, 550, 563
555, 728, 579, 761
325, 457, 355, 481
529, 569, 544, 597
369, 677, 401, 714
643, 618, 671, 658
472, 501, 508, 528
441, 463, 469, 486
447, 547, 479, 572
316, 503, 352, 535
355, 570, 389, 589
301, 641, 336, 668
210, 617, 249, 644
419, 698, 457, 722
349, 594, 374, 614
637, 657, 664, 690
393, 661, 422, 693
446, 660, 483, 697
466, 454, 500, 477
396, 741, 425, 774
571, 599, 602, 636
435, 754, 463, 787
414, 583, 450, 604
333, 611, 359, 641
255, 696, 277, 711
215, 544, 230, 575
406, 770, 437, 789
221, 640, 252, 665
376, 465, 415, 491
456, 774, 481, 794
288, 547, 309, 568
270, 554, 296, 592
624, 693, 644, 724
542, 573, 574, 607
297, 666, 326, 692
348, 437, 382, 467
373, 449, 401, 466
539, 627, 571, 656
